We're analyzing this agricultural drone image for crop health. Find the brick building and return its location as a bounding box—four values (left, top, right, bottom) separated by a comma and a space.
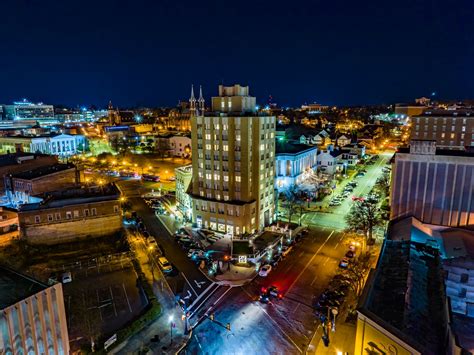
5, 163, 82, 207
18, 183, 122, 244
0, 153, 58, 195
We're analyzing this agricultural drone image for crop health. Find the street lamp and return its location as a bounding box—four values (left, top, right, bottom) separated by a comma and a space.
169, 315, 174, 345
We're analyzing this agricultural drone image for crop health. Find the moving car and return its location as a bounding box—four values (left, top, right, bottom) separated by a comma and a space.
158, 257, 173, 272
259, 285, 282, 303
259, 264, 272, 277
339, 257, 349, 268
62, 272, 72, 284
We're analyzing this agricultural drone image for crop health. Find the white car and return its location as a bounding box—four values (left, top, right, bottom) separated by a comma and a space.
61, 272, 72, 284
187, 249, 204, 258
259, 265, 272, 277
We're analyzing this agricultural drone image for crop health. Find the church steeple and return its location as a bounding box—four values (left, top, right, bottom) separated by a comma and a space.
189, 85, 197, 116
198, 85, 205, 115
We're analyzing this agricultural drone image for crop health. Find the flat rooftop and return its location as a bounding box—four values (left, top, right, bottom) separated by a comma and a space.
0, 152, 51, 168
252, 231, 283, 252
398, 146, 474, 158
415, 109, 474, 117
20, 183, 121, 211
0, 266, 48, 309
275, 141, 316, 155
359, 240, 447, 353
12, 163, 75, 180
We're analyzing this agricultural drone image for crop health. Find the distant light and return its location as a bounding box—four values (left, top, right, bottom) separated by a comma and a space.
256, 105, 260, 110
431, 92, 436, 96
264, 105, 270, 110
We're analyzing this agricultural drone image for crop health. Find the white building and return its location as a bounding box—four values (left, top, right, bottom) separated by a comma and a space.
175, 165, 193, 220
0, 134, 86, 156
275, 142, 317, 191
317, 149, 343, 175
170, 135, 191, 158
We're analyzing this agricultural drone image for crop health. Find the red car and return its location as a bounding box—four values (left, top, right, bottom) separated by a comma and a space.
352, 196, 365, 202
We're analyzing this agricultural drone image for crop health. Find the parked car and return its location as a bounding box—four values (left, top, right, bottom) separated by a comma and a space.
48, 273, 58, 285
187, 249, 205, 258
259, 264, 272, 277
345, 250, 355, 258
339, 257, 349, 268
147, 236, 158, 248
62, 272, 72, 284
158, 257, 173, 272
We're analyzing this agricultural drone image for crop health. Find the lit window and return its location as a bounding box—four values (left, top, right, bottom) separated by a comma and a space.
205, 134, 211, 140
223, 145, 228, 151
224, 175, 229, 182
260, 144, 265, 151
236, 176, 241, 182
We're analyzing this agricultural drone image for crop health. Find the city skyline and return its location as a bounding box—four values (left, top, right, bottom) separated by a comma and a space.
1, 0, 473, 107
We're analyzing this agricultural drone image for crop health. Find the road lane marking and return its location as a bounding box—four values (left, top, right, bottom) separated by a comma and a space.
242, 288, 303, 354
322, 257, 330, 266
333, 241, 340, 249
122, 283, 133, 313
194, 335, 203, 350
181, 272, 199, 297
310, 274, 318, 286
287, 231, 335, 293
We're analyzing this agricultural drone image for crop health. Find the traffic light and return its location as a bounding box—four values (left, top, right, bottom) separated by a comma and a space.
226, 323, 231, 331
209, 313, 214, 321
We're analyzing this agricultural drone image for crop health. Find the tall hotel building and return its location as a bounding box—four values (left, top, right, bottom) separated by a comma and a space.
190, 84, 276, 236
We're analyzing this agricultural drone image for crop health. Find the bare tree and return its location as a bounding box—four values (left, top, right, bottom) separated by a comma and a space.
344, 253, 372, 297
345, 199, 381, 250
283, 185, 301, 224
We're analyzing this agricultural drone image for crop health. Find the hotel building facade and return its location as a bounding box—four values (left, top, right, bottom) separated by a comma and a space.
190, 85, 276, 236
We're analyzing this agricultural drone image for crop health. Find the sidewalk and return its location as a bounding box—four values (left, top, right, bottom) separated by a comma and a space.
214, 263, 257, 286
110, 234, 189, 354
307, 321, 356, 354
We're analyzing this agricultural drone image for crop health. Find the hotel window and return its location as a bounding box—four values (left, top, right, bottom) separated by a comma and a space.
84, 209, 89, 217
74, 210, 79, 218
205, 144, 211, 150
235, 175, 241, 182
224, 175, 229, 182
114, 205, 119, 213
205, 133, 211, 140
450, 133, 455, 139
200, 191, 204, 197
462, 126, 466, 132
441, 133, 445, 138
216, 193, 221, 200
66, 211, 72, 219
236, 135, 241, 141
215, 124, 220, 130
34, 215, 40, 223
223, 145, 228, 151
91, 208, 97, 216
452, 125, 455, 131
228, 208, 233, 216
47, 214, 53, 222
55, 212, 61, 220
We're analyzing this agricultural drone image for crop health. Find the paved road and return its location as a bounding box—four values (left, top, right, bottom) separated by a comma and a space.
117, 180, 219, 315
184, 226, 351, 354
302, 152, 393, 229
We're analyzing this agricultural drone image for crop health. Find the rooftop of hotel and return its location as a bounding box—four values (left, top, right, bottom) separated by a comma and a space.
397, 145, 474, 157
359, 240, 447, 353
0, 266, 48, 310
19, 183, 121, 211
11, 163, 75, 180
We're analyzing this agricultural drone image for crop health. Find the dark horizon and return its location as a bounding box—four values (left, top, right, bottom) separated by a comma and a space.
1, 0, 473, 108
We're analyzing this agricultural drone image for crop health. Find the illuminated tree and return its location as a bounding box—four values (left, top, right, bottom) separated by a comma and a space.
345, 199, 381, 250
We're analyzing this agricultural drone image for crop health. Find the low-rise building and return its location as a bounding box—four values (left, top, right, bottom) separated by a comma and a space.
355, 239, 464, 354
5, 163, 81, 207
175, 165, 193, 220
336, 134, 351, 147
0, 266, 69, 354
18, 183, 122, 244
275, 141, 317, 191
0, 153, 58, 195
0, 133, 87, 156
170, 135, 191, 158
316, 149, 342, 175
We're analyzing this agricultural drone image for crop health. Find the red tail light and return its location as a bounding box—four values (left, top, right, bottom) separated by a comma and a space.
261, 287, 267, 293
278, 293, 283, 299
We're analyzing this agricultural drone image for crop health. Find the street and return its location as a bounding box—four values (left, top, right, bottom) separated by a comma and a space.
184, 227, 351, 354
302, 152, 392, 229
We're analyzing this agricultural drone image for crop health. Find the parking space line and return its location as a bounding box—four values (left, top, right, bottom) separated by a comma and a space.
122, 283, 133, 313
96, 289, 103, 321
109, 286, 117, 317
310, 274, 318, 286
334, 241, 340, 249
322, 257, 330, 266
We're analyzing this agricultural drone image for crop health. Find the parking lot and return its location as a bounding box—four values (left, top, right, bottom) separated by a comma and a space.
57, 254, 147, 349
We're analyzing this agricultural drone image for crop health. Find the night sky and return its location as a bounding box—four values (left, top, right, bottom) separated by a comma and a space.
1, 0, 473, 108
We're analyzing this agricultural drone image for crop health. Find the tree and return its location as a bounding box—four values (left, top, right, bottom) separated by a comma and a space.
283, 185, 301, 224
344, 253, 372, 297
345, 199, 382, 250
375, 173, 391, 196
